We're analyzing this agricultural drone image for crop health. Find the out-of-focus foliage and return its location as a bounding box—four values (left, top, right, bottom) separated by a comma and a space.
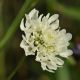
0, 0, 80, 80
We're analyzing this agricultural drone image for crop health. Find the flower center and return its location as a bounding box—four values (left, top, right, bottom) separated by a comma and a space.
30, 27, 55, 53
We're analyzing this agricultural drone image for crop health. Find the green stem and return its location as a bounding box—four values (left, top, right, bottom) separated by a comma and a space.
7, 56, 26, 80
0, 51, 5, 80
0, 0, 6, 79
0, 0, 38, 50
56, 63, 70, 80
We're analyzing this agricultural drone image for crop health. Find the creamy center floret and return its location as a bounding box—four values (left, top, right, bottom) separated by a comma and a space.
29, 26, 55, 53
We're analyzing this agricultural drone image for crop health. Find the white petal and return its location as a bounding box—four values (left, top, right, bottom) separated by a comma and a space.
66, 33, 72, 41
46, 13, 50, 19
41, 62, 47, 70
46, 69, 54, 73
42, 16, 47, 23
25, 14, 31, 28
20, 19, 25, 31
38, 14, 43, 21
48, 14, 59, 24
55, 57, 64, 66
59, 50, 73, 58
47, 61, 57, 70
20, 40, 25, 48
29, 8, 39, 19
25, 51, 35, 56
50, 19, 59, 30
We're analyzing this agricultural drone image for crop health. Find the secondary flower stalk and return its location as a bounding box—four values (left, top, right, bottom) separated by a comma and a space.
20, 9, 72, 73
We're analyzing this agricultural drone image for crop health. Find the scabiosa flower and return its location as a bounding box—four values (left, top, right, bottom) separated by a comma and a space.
20, 9, 72, 72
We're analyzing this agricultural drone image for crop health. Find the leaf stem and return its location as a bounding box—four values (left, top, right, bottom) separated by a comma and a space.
7, 56, 26, 80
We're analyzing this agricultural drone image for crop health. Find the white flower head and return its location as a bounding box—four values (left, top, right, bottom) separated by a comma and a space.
20, 9, 73, 73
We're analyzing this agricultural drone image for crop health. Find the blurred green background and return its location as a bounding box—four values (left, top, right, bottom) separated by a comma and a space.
0, 0, 80, 80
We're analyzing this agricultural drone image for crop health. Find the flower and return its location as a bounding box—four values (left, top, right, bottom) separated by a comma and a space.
20, 9, 72, 73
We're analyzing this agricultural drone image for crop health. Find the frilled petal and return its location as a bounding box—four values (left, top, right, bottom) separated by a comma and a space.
20, 19, 25, 31
59, 50, 73, 58
50, 19, 59, 30
29, 8, 39, 20
48, 14, 59, 24
66, 33, 72, 41
46, 13, 50, 19
55, 57, 64, 66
